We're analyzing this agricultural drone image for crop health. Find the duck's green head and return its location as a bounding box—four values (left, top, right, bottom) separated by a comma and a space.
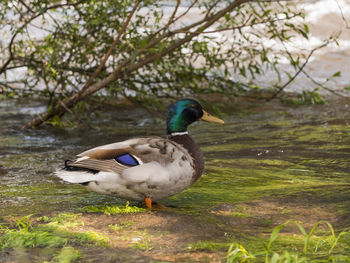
166, 99, 224, 134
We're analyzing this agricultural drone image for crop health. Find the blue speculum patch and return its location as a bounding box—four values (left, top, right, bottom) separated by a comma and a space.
115, 153, 139, 166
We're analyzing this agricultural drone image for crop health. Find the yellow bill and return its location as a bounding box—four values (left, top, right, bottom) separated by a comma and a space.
201, 110, 224, 124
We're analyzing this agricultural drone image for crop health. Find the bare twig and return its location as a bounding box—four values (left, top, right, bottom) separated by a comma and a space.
58, 99, 73, 114
146, 0, 197, 43
335, 0, 350, 29
268, 42, 329, 100
17, 0, 34, 13
301, 69, 349, 99
170, 0, 199, 25
189, 13, 302, 34
0, 0, 87, 75
205, 0, 221, 19
166, 0, 181, 27
81, 1, 140, 93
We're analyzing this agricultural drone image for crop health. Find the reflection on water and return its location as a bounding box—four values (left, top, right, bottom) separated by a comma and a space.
0, 98, 349, 219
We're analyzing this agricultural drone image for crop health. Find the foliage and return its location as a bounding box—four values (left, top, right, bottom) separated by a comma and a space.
80, 201, 146, 215
282, 88, 326, 105
226, 221, 350, 263
0, 213, 109, 249
49, 246, 82, 263
0, 216, 67, 248
38, 212, 84, 228
0, 0, 335, 126
0, 0, 310, 95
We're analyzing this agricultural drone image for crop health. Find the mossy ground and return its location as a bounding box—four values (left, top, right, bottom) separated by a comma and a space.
0, 98, 350, 262
1, 205, 349, 262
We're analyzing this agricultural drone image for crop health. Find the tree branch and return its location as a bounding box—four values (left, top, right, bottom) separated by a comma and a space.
80, 1, 140, 93
301, 69, 350, 99
23, 0, 250, 128
0, 0, 88, 75
268, 42, 329, 100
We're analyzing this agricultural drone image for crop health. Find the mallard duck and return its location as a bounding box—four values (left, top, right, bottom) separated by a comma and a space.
55, 99, 224, 208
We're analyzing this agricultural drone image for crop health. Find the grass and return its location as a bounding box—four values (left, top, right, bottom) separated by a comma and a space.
226, 221, 350, 262
109, 221, 134, 231
0, 215, 67, 248
188, 240, 230, 251
231, 212, 251, 218
128, 230, 154, 251
0, 228, 68, 248
79, 201, 146, 215
129, 240, 154, 251
49, 246, 82, 263
0, 213, 109, 249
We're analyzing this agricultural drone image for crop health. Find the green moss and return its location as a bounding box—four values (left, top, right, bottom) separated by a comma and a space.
50, 246, 82, 263
38, 213, 84, 229
37, 213, 109, 247
80, 202, 146, 215
129, 241, 153, 251
188, 240, 229, 251
0, 213, 109, 249
126, 230, 154, 251
0, 216, 66, 248
109, 221, 134, 231
231, 212, 251, 218
68, 231, 109, 247
0, 230, 68, 248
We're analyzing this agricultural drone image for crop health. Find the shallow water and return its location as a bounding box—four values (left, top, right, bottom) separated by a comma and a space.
1, 98, 349, 221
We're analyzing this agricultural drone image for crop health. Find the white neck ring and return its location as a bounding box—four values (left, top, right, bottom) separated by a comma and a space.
170, 131, 188, 136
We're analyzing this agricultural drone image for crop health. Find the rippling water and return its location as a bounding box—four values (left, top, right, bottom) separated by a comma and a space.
1, 98, 349, 220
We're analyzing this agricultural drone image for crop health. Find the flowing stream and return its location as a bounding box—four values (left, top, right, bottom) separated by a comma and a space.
1, 98, 349, 218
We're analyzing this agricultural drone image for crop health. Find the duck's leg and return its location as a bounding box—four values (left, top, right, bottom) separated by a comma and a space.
145, 197, 152, 209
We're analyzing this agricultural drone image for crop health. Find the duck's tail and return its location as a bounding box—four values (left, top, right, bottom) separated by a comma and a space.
55, 160, 99, 184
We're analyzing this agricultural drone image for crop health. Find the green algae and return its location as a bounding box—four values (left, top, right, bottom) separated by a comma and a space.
231, 212, 251, 218
2, 99, 350, 218
49, 246, 82, 263
109, 221, 134, 231
1, 99, 350, 262
80, 202, 146, 215
187, 240, 229, 251
167, 161, 345, 214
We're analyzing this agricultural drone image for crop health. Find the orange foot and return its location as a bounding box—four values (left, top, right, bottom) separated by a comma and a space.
145, 197, 152, 209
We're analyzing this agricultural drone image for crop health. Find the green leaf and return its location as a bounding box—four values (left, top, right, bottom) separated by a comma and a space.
267, 221, 289, 250
332, 71, 341, 77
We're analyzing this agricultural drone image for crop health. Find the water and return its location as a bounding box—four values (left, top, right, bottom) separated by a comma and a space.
1, 98, 349, 262
1, 98, 349, 220
0, 99, 164, 217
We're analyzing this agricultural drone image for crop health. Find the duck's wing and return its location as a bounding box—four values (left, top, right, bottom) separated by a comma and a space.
60, 137, 192, 184
67, 138, 140, 174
